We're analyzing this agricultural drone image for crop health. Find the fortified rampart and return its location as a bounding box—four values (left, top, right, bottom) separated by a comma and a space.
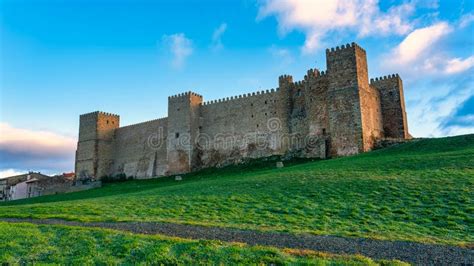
75, 42, 410, 179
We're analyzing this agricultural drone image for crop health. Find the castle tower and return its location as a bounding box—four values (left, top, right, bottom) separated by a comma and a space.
371, 75, 409, 139
167, 92, 203, 174
326, 43, 383, 156
75, 111, 119, 179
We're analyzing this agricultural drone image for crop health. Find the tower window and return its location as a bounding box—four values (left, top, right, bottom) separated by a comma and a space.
107, 120, 109, 124
265, 100, 268, 104
322, 128, 326, 135
175, 132, 180, 138
257, 124, 259, 128
265, 113, 267, 116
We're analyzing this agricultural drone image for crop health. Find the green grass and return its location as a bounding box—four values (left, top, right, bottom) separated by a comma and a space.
0, 222, 407, 265
1, 134, 473, 246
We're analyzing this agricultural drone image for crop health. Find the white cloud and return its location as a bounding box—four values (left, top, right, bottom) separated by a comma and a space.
0, 169, 25, 179
162, 33, 193, 68
407, 81, 473, 137
359, 2, 416, 37
442, 125, 474, 136
0, 123, 76, 172
389, 22, 451, 65
459, 13, 474, 28
444, 56, 474, 74
212, 23, 227, 51
0, 122, 76, 156
257, 0, 416, 53
382, 22, 474, 76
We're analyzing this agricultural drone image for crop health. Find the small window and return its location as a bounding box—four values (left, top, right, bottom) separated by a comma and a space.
251, 103, 253, 107
296, 89, 302, 96
106, 120, 109, 124
199, 126, 202, 130
175, 132, 180, 138
265, 113, 267, 116
251, 114, 254, 118
177, 108, 181, 111
265, 100, 268, 104
322, 128, 326, 135
257, 124, 259, 128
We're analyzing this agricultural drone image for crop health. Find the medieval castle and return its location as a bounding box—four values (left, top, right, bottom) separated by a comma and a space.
75, 42, 409, 179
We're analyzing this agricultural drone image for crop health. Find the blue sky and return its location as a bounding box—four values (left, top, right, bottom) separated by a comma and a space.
0, 0, 473, 176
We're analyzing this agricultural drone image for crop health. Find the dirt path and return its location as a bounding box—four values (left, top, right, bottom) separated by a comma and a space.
2, 218, 472, 265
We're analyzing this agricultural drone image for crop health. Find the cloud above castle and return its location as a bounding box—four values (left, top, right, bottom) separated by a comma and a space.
0, 123, 76, 175
257, 0, 417, 53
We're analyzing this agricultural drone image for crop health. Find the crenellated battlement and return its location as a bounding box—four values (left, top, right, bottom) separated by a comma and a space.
279, 74, 293, 83
168, 91, 203, 99
370, 74, 400, 84
202, 88, 278, 106
326, 42, 366, 55
80, 111, 120, 118
304, 68, 319, 80
294, 80, 306, 87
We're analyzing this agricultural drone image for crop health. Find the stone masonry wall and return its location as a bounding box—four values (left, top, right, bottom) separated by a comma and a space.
355, 46, 384, 151
112, 118, 168, 178
370, 75, 409, 139
95, 112, 120, 178
75, 111, 119, 178
199, 90, 284, 168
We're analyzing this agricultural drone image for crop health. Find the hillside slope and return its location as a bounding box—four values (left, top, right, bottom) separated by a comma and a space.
1, 134, 473, 245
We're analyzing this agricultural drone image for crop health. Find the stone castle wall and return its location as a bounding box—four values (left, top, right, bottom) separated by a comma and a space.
112, 118, 168, 178
75, 42, 410, 179
198, 90, 282, 168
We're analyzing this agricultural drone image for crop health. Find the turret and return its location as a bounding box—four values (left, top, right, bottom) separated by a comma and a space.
75, 111, 120, 179
370, 74, 409, 139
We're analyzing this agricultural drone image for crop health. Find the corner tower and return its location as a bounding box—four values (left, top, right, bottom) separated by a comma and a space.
167, 92, 203, 174
75, 111, 119, 179
371, 75, 409, 139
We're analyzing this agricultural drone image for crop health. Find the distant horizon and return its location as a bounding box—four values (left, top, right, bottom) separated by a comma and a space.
1, 0, 473, 177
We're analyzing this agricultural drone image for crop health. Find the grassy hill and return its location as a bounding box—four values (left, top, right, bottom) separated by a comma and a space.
1, 134, 473, 249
